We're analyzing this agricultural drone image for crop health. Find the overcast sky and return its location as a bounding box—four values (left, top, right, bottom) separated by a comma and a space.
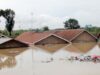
0, 0, 100, 30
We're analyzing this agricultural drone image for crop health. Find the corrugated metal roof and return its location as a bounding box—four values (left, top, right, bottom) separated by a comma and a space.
0, 38, 12, 44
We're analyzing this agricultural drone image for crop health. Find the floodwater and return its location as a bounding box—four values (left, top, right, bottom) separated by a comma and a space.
0, 42, 100, 75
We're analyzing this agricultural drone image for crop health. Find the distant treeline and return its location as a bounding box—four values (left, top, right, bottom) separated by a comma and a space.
84, 25, 100, 35
0, 16, 100, 38
0, 30, 27, 38
0, 26, 100, 38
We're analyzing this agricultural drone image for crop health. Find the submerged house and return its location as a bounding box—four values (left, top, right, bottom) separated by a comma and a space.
16, 31, 70, 45
55, 29, 97, 43
16, 29, 97, 45
0, 34, 28, 49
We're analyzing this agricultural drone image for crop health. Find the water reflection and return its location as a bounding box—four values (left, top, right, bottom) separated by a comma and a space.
0, 48, 28, 69
33, 43, 99, 59
0, 43, 100, 75
64, 42, 97, 53
0, 56, 16, 69
0, 48, 28, 56
34, 44, 68, 53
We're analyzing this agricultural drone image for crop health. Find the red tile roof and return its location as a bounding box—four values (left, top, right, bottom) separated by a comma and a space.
16, 31, 54, 44
16, 29, 96, 45
16, 32, 35, 44
54, 29, 84, 41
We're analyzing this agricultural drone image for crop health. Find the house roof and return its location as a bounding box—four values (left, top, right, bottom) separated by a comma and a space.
55, 29, 97, 41
0, 36, 28, 47
54, 29, 85, 41
15, 32, 35, 44
0, 38, 12, 44
0, 33, 12, 44
16, 29, 97, 45
16, 31, 54, 44
34, 34, 70, 44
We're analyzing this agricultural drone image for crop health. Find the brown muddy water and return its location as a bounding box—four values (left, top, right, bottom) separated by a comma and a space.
0, 43, 100, 75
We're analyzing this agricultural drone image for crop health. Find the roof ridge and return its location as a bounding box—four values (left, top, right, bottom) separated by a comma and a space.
62, 29, 84, 31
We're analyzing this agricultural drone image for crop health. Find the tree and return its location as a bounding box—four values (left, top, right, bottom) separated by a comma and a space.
64, 18, 80, 29
0, 9, 4, 16
0, 9, 15, 36
43, 26, 49, 31
4, 9, 15, 36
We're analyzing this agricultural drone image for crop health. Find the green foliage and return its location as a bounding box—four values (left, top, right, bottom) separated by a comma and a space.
0, 9, 4, 16
35, 28, 41, 32
64, 18, 80, 29
42, 26, 49, 31
85, 25, 100, 35
0, 9, 15, 36
34, 26, 49, 32
0, 30, 28, 38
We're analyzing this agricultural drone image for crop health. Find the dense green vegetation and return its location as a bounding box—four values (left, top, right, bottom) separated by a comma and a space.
0, 25, 99, 38
0, 26, 50, 38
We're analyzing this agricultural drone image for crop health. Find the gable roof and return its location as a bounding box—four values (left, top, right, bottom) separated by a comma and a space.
55, 29, 84, 41
55, 29, 97, 41
0, 39, 28, 45
16, 31, 69, 44
16, 29, 97, 45
34, 34, 70, 44
0, 38, 12, 44
0, 39, 28, 49
16, 32, 36, 44
0, 34, 12, 44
